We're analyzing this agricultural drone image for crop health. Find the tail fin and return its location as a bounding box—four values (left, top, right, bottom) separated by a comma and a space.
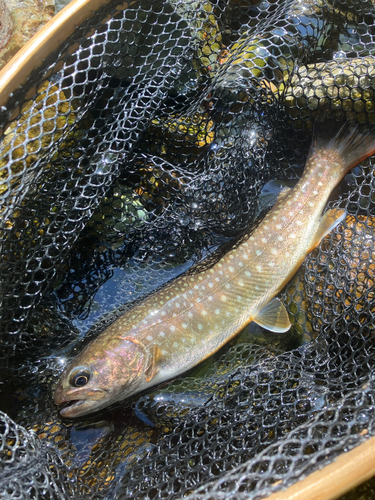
310, 125, 375, 174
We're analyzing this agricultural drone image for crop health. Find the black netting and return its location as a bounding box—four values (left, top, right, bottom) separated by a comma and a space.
2, 0, 375, 498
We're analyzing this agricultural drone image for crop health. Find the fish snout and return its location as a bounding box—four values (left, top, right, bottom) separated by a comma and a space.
54, 381, 66, 405
54, 385, 107, 405
54, 385, 109, 418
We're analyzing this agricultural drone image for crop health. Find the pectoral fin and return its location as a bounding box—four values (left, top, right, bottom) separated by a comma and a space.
144, 345, 162, 382
253, 298, 291, 333
308, 208, 346, 252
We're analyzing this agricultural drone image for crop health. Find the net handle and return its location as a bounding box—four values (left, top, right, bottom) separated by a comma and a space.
265, 434, 375, 500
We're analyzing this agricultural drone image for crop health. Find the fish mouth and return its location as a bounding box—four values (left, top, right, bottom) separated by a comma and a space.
55, 388, 108, 418
59, 399, 89, 418
58, 396, 108, 418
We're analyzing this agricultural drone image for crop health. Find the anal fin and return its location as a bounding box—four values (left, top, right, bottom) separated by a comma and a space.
308, 208, 346, 252
253, 298, 291, 333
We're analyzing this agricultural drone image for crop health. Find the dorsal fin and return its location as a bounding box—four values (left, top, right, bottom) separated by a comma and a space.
258, 180, 292, 212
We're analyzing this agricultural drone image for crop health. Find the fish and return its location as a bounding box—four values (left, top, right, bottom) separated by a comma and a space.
54, 127, 375, 418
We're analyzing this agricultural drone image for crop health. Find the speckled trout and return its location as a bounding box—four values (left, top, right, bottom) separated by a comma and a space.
55, 128, 375, 418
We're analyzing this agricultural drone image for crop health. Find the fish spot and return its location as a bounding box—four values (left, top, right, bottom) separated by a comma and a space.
268, 262, 275, 268
313, 190, 318, 196
161, 311, 166, 317
182, 322, 188, 329
256, 249, 262, 256
201, 310, 208, 316
255, 285, 260, 291
172, 313, 177, 318
225, 283, 231, 290
271, 248, 277, 255
272, 216, 277, 220
160, 332, 165, 337
215, 277, 220, 282
249, 236, 255, 241
219, 270, 223, 275
170, 326, 176, 332
296, 220, 302, 226
261, 237, 267, 243
277, 236, 284, 242
175, 302, 180, 308
229, 266, 234, 272
238, 261, 243, 267
208, 296, 214, 301
147, 336, 153, 341
245, 271, 251, 277
290, 233, 296, 239
226, 311, 231, 317
208, 282, 214, 288
188, 312, 193, 319
256, 265, 262, 272
162, 350, 167, 355
215, 308, 220, 315
308, 202, 314, 207
173, 342, 179, 348
238, 279, 244, 286
198, 323, 203, 330
276, 224, 282, 230
210, 269, 215, 273
221, 294, 227, 302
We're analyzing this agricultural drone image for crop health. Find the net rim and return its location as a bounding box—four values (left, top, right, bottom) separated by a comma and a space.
262, 434, 375, 500
0, 0, 119, 109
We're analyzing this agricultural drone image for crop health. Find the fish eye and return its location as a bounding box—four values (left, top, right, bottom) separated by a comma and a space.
69, 368, 91, 388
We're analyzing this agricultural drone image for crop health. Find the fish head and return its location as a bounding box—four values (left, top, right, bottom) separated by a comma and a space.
54, 337, 151, 418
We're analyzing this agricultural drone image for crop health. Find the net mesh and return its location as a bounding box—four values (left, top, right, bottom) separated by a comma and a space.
2, 0, 375, 498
